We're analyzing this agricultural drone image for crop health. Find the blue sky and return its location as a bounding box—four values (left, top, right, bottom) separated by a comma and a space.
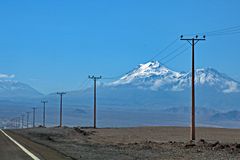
0, 0, 240, 94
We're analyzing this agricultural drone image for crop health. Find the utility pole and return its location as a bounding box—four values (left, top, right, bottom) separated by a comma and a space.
15, 118, 18, 129
10, 118, 14, 129
26, 112, 30, 128
16, 117, 19, 129
41, 100, 48, 127
21, 114, 25, 129
32, 107, 37, 128
88, 75, 102, 129
17, 117, 20, 129
180, 35, 206, 140
57, 92, 66, 127
14, 118, 17, 129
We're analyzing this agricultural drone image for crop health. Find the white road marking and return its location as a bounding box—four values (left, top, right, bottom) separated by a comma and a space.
0, 129, 40, 160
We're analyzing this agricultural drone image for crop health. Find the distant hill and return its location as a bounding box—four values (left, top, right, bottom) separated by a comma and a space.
210, 111, 240, 121
0, 79, 43, 99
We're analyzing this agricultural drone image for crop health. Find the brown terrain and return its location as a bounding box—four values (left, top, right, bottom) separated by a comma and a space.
10, 126, 240, 160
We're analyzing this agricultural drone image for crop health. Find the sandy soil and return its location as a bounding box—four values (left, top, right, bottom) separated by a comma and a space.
11, 126, 240, 160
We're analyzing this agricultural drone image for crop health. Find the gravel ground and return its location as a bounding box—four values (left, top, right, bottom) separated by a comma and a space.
11, 126, 240, 160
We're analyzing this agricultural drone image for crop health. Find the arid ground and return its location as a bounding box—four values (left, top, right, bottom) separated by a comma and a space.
10, 126, 240, 160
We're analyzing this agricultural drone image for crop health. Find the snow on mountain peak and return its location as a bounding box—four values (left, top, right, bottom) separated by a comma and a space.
0, 73, 15, 79
135, 61, 174, 76
195, 68, 223, 85
111, 61, 182, 86
0, 79, 43, 97
138, 61, 162, 71
109, 61, 240, 93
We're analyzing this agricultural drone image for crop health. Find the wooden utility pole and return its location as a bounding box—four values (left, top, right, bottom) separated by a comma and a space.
32, 107, 37, 128
14, 118, 17, 129
18, 117, 21, 128
41, 100, 48, 127
88, 75, 102, 129
21, 114, 24, 129
26, 112, 30, 128
180, 35, 206, 140
57, 92, 66, 127
14, 118, 18, 129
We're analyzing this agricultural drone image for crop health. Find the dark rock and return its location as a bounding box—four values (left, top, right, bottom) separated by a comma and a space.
73, 127, 91, 136
211, 141, 220, 147
198, 139, 206, 143
224, 144, 230, 148
185, 142, 196, 148
47, 136, 55, 142
214, 144, 225, 149
236, 144, 240, 148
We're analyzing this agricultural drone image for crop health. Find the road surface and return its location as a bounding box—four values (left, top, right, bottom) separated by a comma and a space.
0, 129, 33, 160
0, 129, 69, 160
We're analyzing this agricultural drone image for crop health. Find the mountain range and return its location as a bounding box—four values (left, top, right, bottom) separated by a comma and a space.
1, 61, 240, 128
0, 80, 43, 99
0, 61, 240, 110
109, 61, 239, 93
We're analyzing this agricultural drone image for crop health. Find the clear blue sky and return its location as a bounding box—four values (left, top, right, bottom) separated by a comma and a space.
0, 0, 240, 94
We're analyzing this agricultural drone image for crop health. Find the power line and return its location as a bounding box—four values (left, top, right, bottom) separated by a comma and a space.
158, 43, 187, 62
204, 25, 240, 35
79, 78, 91, 91
147, 38, 178, 62
183, 25, 240, 37
102, 43, 187, 80
207, 31, 240, 37
79, 80, 92, 98
161, 47, 190, 65
102, 38, 181, 80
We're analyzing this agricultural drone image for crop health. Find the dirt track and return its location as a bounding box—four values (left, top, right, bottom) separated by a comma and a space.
12, 126, 240, 160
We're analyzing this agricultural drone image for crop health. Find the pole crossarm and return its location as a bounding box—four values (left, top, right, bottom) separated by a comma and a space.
180, 38, 206, 41
88, 75, 102, 80
57, 92, 67, 95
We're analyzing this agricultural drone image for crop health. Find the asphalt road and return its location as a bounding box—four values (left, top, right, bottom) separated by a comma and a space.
0, 129, 32, 160
0, 129, 69, 160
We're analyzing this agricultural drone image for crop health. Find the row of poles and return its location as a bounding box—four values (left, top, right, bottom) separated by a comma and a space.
10, 35, 205, 141
11, 106, 41, 129
11, 75, 102, 129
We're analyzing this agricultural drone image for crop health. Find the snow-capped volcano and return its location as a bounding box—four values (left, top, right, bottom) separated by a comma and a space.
111, 61, 182, 85
110, 61, 240, 93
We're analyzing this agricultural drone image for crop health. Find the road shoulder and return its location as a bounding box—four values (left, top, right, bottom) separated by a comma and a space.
6, 130, 72, 160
